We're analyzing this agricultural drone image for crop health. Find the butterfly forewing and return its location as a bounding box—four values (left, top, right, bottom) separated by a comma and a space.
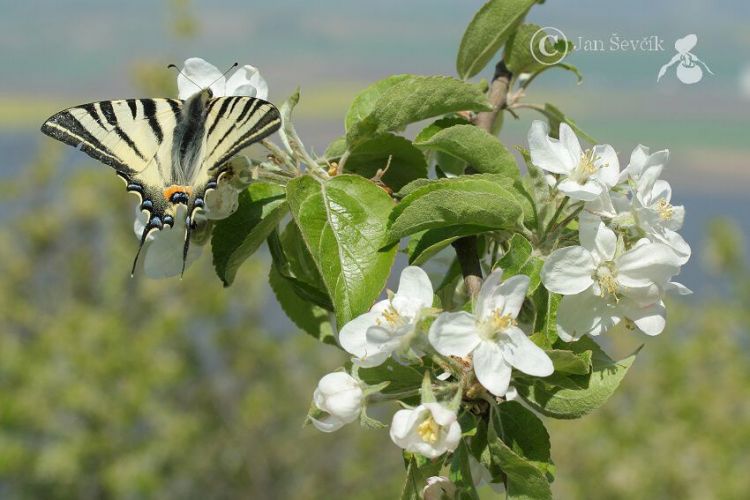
193, 96, 281, 185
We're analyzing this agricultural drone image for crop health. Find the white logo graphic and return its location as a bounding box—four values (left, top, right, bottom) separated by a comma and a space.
657, 34, 713, 84
530, 26, 570, 66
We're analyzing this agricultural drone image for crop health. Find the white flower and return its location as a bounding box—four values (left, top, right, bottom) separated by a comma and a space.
428, 270, 553, 397
619, 144, 669, 184
339, 266, 433, 367
422, 476, 457, 500
309, 372, 364, 433
390, 403, 461, 459
541, 214, 683, 340
528, 120, 619, 201
629, 157, 691, 264
177, 57, 269, 100
133, 205, 202, 279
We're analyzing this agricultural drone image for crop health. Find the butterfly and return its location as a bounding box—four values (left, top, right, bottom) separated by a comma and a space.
40, 77, 281, 275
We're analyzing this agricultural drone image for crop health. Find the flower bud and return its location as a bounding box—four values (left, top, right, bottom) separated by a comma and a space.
310, 372, 364, 433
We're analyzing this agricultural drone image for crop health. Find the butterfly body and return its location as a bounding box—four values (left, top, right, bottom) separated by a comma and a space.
41, 88, 281, 273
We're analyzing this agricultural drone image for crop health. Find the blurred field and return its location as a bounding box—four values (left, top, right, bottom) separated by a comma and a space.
1, 1, 749, 499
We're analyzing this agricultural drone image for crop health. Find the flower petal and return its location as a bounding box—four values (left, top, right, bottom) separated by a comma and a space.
476, 269, 504, 319
617, 242, 682, 287
178, 57, 225, 99
541, 246, 595, 295
620, 299, 666, 336
338, 311, 382, 358
428, 311, 481, 357
592, 144, 620, 188
579, 213, 616, 262
495, 274, 530, 319
142, 225, 202, 279
557, 288, 621, 340
528, 120, 576, 174
501, 326, 554, 377
310, 415, 346, 433
392, 266, 434, 317
558, 123, 583, 167
225, 64, 268, 98
472, 341, 512, 396
558, 178, 603, 201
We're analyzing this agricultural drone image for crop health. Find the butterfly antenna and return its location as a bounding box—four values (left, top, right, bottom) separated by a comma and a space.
131, 225, 152, 277
181, 216, 193, 279
167, 63, 202, 92
206, 62, 239, 90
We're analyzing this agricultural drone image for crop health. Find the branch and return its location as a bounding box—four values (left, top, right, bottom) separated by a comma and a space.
452, 60, 513, 298
474, 60, 512, 134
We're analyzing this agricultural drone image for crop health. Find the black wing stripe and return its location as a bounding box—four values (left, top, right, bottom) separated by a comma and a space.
207, 99, 263, 160
213, 106, 281, 168
127, 99, 138, 119
41, 112, 132, 173
141, 99, 164, 143
206, 97, 234, 138
98, 101, 147, 161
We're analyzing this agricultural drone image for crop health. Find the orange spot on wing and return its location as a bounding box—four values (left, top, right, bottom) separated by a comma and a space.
163, 185, 193, 200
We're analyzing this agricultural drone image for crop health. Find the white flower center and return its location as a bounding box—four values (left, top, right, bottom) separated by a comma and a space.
572, 149, 602, 185
594, 262, 619, 300
479, 309, 516, 341
417, 415, 441, 444
655, 198, 674, 221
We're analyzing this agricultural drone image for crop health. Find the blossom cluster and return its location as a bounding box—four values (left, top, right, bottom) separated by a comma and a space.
307, 121, 691, 492
530, 121, 691, 340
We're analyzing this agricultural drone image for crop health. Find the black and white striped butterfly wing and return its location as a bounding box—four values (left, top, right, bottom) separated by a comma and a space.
191, 96, 281, 188
41, 99, 181, 189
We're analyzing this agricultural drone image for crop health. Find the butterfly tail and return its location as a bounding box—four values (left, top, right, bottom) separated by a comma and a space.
181, 216, 193, 278
131, 224, 153, 277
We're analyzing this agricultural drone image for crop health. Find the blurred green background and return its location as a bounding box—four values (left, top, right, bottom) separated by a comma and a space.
1, 1, 748, 498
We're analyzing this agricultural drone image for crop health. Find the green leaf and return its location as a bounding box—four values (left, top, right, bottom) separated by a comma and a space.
546, 349, 592, 375
268, 265, 335, 345
400, 454, 446, 500
324, 135, 347, 160
269, 222, 333, 311
357, 359, 423, 396
344, 134, 428, 191
543, 103, 597, 144
345, 74, 412, 132
505, 24, 571, 75
211, 183, 288, 287
385, 176, 523, 245
516, 343, 641, 419
407, 225, 489, 266
286, 174, 397, 325
530, 288, 560, 349
456, 0, 538, 79
416, 116, 472, 177
494, 234, 543, 294
488, 405, 552, 500
495, 401, 555, 479
414, 124, 519, 178
450, 441, 481, 500
346, 75, 491, 147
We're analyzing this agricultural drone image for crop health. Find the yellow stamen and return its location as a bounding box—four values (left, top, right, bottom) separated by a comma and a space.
417, 416, 440, 443
490, 310, 516, 331
574, 149, 605, 185
656, 198, 674, 221
595, 263, 619, 300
